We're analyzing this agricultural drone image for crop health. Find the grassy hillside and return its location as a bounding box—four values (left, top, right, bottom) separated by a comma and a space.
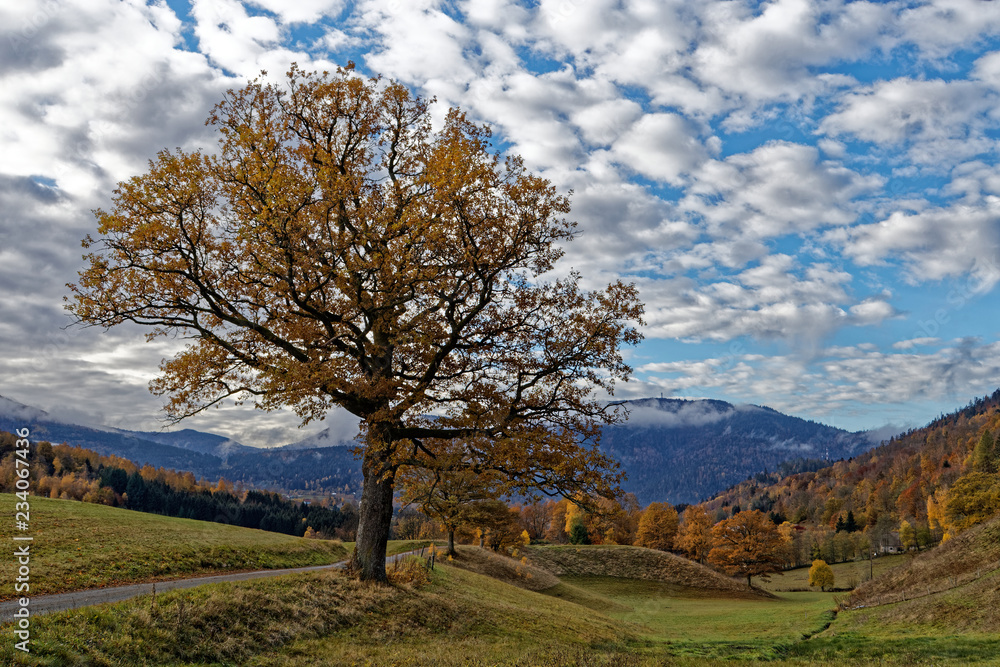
0, 494, 350, 598
2, 559, 638, 666
760, 554, 909, 592
778, 516, 1000, 664
443, 545, 561, 591
843, 513, 1000, 628
526, 544, 768, 597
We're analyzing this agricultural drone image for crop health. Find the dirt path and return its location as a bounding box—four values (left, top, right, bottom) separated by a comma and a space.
1, 549, 424, 620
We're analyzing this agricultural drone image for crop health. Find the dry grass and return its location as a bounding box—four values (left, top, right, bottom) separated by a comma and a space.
844, 514, 1000, 612
526, 545, 770, 598
441, 546, 560, 591
1, 568, 419, 665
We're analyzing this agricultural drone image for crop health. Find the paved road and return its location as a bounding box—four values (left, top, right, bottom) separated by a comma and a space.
0, 549, 424, 621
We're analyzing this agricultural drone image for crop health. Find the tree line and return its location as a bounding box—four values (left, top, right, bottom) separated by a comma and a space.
0, 432, 353, 538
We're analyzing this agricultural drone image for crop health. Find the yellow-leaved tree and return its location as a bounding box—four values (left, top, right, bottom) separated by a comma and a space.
675, 505, 714, 563
634, 502, 679, 551
808, 559, 835, 591
68, 65, 643, 582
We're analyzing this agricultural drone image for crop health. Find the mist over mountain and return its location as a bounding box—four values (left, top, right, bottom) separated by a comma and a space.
604, 398, 878, 505
0, 394, 877, 504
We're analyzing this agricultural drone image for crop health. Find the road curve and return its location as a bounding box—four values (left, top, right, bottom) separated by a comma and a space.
1, 549, 424, 621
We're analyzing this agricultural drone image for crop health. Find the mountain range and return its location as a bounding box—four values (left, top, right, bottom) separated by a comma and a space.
600, 398, 876, 504
0, 394, 881, 504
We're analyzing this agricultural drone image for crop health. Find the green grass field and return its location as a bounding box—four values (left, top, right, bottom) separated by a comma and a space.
761, 554, 910, 592
553, 576, 836, 661
0, 494, 434, 598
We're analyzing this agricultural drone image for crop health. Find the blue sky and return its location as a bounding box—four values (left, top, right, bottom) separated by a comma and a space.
3, 0, 1000, 445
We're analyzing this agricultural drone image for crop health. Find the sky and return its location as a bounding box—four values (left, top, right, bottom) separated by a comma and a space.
3, 0, 1000, 447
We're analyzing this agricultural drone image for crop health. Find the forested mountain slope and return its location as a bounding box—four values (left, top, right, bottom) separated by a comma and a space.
703, 390, 1000, 536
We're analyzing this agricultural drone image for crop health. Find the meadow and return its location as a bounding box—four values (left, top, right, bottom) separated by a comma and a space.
3, 497, 999, 665
0, 494, 428, 598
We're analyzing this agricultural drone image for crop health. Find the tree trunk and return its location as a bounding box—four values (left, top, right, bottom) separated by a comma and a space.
747, 574, 752, 588
447, 529, 456, 557
353, 439, 397, 583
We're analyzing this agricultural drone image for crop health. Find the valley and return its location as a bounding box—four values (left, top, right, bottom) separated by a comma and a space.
2, 497, 997, 665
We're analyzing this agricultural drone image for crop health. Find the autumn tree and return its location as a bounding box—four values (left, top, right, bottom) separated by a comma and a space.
708, 510, 787, 587
591, 493, 640, 545
676, 505, 714, 563
397, 446, 503, 556
944, 472, 1000, 533
808, 559, 835, 591
518, 500, 555, 541
470, 499, 526, 553
68, 65, 643, 581
898, 519, 916, 552
545, 499, 570, 543
634, 502, 679, 551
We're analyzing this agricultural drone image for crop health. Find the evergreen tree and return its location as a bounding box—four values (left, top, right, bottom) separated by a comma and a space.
845, 510, 859, 533
125, 472, 147, 511
835, 515, 846, 533
569, 519, 590, 545
973, 430, 997, 473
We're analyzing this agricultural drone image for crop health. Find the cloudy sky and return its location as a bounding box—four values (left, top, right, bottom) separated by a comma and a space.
3, 0, 1000, 446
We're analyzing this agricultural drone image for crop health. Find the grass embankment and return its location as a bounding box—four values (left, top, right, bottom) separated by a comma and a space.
526, 544, 768, 597
442, 545, 560, 591
0, 494, 355, 598
787, 516, 1000, 664
3, 561, 637, 666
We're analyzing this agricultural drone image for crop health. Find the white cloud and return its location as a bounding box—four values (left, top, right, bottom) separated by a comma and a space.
820, 78, 999, 163
683, 141, 882, 240
897, 0, 1000, 58
637, 254, 897, 343
611, 113, 709, 184
693, 0, 886, 106
834, 198, 1000, 288
248, 0, 345, 24
892, 337, 941, 350
632, 339, 1000, 425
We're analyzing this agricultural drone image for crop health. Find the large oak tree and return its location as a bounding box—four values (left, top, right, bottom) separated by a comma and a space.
68, 65, 643, 581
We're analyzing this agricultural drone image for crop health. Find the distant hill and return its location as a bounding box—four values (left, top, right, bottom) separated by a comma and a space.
120, 428, 254, 458
0, 394, 363, 495
0, 394, 877, 503
703, 389, 1000, 530
0, 396, 224, 473
602, 398, 874, 504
